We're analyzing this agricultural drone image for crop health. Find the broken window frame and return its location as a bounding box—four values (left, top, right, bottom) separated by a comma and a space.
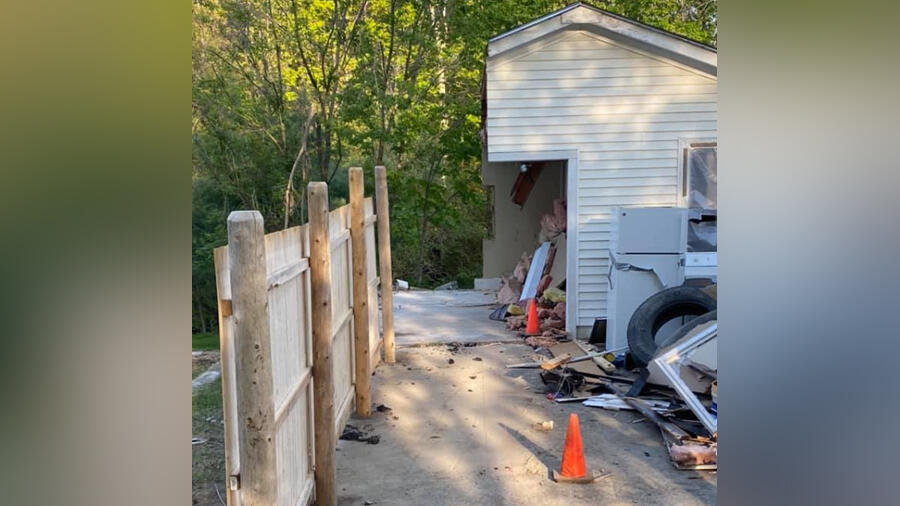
677, 139, 717, 209
650, 321, 718, 436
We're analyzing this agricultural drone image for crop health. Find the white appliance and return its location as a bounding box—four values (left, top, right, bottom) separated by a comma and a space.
605, 207, 689, 351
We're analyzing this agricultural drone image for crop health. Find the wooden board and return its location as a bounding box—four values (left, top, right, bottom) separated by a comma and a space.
329, 204, 356, 430
549, 341, 606, 376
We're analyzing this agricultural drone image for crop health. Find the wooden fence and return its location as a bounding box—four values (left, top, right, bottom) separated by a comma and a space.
213, 167, 395, 506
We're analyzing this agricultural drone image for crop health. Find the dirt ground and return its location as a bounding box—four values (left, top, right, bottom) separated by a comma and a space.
192, 351, 220, 379
192, 351, 226, 506
336, 343, 716, 506
192, 290, 716, 505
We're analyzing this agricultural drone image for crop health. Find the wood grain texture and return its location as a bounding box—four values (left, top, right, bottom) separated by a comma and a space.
374, 166, 395, 363
213, 246, 240, 506
308, 183, 337, 506
226, 211, 277, 506
349, 168, 371, 416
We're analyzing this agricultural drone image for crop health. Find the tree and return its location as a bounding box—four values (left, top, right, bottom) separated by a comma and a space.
191, 0, 717, 332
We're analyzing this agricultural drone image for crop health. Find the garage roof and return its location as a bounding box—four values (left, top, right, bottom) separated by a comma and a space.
488, 2, 716, 76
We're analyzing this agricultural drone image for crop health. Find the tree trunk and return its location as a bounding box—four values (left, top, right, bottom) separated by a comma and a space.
321, 129, 332, 181
314, 121, 324, 180
283, 106, 316, 229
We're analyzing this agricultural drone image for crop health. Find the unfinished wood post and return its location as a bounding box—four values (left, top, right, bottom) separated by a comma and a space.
307, 182, 337, 506
374, 165, 395, 363
349, 167, 372, 416
226, 211, 277, 506
212, 247, 238, 506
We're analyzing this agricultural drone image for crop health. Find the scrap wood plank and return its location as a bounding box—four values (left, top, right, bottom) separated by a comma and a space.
540, 353, 572, 371
573, 340, 616, 374
549, 341, 605, 376
506, 352, 600, 369
510, 162, 544, 206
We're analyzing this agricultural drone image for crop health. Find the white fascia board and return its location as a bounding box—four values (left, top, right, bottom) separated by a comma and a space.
487, 4, 716, 75
487, 150, 577, 163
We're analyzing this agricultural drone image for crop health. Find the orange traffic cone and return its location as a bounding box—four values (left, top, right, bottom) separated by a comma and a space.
525, 298, 540, 335
553, 413, 606, 483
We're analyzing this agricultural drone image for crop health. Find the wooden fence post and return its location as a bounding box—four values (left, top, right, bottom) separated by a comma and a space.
227, 211, 277, 506
374, 166, 395, 363
307, 182, 337, 506
348, 167, 372, 416
212, 247, 238, 506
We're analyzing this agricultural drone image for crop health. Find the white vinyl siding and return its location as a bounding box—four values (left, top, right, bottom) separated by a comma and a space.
486, 30, 717, 328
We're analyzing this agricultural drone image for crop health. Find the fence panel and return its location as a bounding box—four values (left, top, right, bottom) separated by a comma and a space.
264, 226, 315, 506
213, 174, 392, 506
328, 205, 356, 434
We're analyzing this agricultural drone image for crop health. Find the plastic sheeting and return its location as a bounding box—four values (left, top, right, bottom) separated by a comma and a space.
687, 209, 717, 252
687, 146, 717, 209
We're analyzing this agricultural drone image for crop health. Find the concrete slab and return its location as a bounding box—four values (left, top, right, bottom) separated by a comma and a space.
393, 290, 514, 345
336, 343, 716, 505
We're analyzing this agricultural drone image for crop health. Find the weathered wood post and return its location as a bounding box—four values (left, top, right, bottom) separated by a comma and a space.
227, 211, 277, 506
374, 166, 395, 363
307, 182, 337, 506
212, 247, 238, 506
348, 167, 372, 416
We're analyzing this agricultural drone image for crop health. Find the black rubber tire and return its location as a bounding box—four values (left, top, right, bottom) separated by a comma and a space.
657, 310, 717, 350
627, 286, 717, 366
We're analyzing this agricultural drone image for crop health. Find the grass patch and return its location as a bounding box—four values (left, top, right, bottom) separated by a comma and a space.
193, 378, 223, 415
193, 332, 220, 351
193, 378, 225, 504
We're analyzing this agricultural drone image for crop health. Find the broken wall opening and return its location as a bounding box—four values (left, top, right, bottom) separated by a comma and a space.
481, 159, 567, 280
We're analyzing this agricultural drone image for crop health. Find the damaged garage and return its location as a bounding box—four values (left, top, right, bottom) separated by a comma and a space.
480, 2, 717, 340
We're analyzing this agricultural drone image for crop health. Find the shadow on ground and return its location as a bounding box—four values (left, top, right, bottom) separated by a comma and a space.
335, 342, 716, 506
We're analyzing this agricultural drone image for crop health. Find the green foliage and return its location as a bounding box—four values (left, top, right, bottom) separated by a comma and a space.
192, 332, 221, 351
191, 0, 716, 332
192, 378, 223, 415
192, 177, 228, 333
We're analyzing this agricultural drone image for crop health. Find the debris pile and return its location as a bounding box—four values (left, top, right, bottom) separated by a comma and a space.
492, 200, 571, 347
497, 199, 566, 302
506, 311, 718, 471
340, 423, 380, 445
487, 198, 718, 472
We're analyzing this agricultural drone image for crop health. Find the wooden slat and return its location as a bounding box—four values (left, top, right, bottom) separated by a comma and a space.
371, 339, 384, 369
266, 258, 309, 290
213, 246, 240, 506
273, 369, 313, 427
330, 229, 350, 249
332, 307, 353, 337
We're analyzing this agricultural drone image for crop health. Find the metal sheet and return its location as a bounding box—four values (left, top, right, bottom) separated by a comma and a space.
611, 207, 687, 255
519, 241, 551, 301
